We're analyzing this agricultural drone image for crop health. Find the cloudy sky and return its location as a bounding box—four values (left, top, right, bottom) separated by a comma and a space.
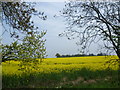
2, 2, 108, 58
34, 2, 83, 58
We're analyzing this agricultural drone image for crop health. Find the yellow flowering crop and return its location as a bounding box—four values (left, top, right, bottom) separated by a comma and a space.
2, 56, 118, 75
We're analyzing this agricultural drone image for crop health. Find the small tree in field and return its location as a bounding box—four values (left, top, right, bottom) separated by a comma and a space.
2, 31, 46, 71
18, 31, 47, 71
55, 53, 61, 58
2, 31, 47, 71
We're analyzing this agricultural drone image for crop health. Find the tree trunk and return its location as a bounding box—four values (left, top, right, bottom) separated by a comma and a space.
117, 36, 120, 59
117, 32, 120, 88
118, 1, 120, 59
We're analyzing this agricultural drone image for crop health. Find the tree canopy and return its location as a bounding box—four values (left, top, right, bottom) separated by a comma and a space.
1, 2, 47, 39
2, 31, 47, 61
61, 1, 120, 59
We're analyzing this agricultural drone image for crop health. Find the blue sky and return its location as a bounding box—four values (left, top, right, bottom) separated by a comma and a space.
34, 2, 83, 58
2, 2, 111, 58
33, 2, 110, 58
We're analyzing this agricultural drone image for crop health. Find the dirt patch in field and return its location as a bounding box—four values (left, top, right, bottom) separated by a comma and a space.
104, 76, 112, 81
59, 76, 99, 86
62, 77, 68, 82
29, 76, 113, 88
28, 80, 58, 88
83, 79, 96, 84
60, 77, 84, 86
71, 77, 84, 85
95, 76, 112, 81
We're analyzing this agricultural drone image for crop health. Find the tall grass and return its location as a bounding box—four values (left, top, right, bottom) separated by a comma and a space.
2, 68, 119, 88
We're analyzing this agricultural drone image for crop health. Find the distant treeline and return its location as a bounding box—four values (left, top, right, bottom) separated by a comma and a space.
55, 53, 107, 58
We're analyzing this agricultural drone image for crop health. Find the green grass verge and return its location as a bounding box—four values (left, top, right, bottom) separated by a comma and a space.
2, 68, 119, 88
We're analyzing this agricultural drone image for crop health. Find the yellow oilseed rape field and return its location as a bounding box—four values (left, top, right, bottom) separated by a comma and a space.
2, 56, 118, 75
2, 56, 119, 88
